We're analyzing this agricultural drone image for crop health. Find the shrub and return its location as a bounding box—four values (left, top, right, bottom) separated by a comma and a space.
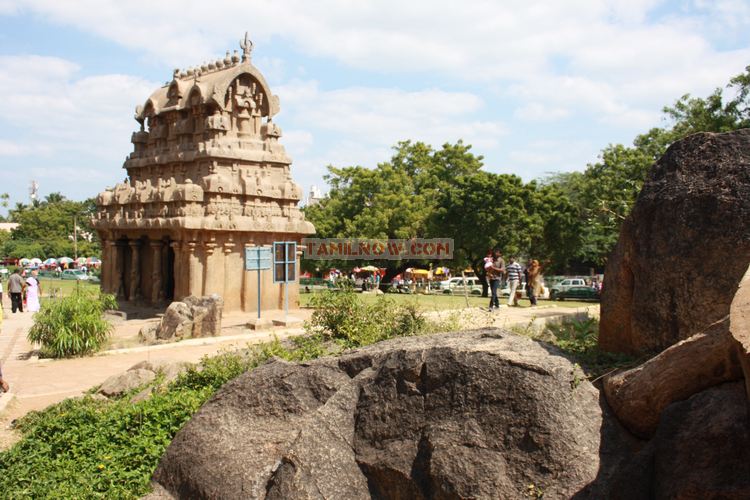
28, 288, 117, 358
513, 315, 637, 379
306, 288, 428, 347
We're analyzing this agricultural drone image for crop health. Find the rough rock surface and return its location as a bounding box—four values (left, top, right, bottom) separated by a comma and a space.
98, 360, 192, 399
605, 382, 750, 499
149, 329, 604, 499
600, 129, 750, 355
98, 368, 156, 398
141, 295, 224, 342
730, 264, 750, 400
603, 327, 742, 438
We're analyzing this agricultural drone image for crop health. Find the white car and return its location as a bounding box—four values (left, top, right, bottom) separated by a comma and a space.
441, 277, 482, 295
549, 278, 587, 298
61, 269, 90, 281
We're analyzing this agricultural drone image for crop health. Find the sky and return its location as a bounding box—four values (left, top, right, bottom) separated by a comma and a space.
0, 0, 748, 211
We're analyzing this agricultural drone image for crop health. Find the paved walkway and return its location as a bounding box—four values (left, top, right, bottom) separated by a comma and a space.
0, 302, 597, 449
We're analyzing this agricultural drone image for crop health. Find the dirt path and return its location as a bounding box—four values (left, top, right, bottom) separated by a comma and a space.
0, 302, 597, 450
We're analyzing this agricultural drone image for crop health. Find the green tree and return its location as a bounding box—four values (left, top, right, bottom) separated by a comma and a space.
1, 195, 100, 259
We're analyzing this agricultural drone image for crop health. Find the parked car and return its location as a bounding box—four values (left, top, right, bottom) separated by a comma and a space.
61, 269, 89, 281
549, 278, 588, 298
441, 277, 482, 295
553, 285, 601, 301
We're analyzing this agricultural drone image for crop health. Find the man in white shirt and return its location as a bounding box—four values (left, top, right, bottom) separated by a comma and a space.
506, 257, 523, 307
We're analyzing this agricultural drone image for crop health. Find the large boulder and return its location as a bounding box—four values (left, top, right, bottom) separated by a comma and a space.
730, 264, 750, 400
603, 327, 742, 438
600, 129, 750, 355
148, 329, 606, 499
148, 294, 224, 342
605, 382, 750, 499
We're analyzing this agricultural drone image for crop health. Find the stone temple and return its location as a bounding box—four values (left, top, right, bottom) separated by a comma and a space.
93, 35, 314, 312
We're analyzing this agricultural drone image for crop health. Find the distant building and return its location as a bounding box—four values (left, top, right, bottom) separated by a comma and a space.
307, 185, 324, 205
0, 223, 19, 232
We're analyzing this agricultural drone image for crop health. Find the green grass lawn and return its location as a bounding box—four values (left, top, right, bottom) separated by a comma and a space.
299, 290, 598, 311
38, 277, 101, 300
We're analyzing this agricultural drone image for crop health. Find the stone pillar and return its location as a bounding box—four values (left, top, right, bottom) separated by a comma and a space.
150, 240, 163, 304
100, 238, 110, 293
111, 241, 124, 299
187, 241, 202, 298
202, 242, 220, 296
128, 239, 141, 301
242, 243, 250, 312
223, 241, 240, 310
170, 241, 183, 300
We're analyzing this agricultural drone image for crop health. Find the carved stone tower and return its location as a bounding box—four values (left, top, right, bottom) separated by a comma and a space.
93, 35, 314, 311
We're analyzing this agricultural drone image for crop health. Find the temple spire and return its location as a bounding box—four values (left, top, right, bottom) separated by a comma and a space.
240, 32, 253, 62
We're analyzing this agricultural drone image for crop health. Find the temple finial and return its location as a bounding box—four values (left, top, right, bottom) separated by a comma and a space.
240, 32, 253, 62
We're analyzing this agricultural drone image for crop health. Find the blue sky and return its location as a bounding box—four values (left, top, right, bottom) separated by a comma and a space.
0, 0, 748, 211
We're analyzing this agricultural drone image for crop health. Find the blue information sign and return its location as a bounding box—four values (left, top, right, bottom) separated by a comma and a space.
273, 241, 297, 283
245, 247, 272, 271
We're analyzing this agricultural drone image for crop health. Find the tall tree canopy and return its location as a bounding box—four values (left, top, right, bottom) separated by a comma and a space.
1, 193, 100, 259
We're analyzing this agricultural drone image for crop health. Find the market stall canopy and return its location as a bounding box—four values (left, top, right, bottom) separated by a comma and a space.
19, 258, 30, 266
360, 265, 380, 272
58, 257, 74, 264
30, 258, 42, 265
411, 269, 430, 276
43, 258, 58, 266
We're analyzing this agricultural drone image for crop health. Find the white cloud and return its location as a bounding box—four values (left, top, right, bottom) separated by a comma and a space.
514, 103, 570, 122
0, 139, 27, 156
278, 81, 505, 150
9, 0, 748, 133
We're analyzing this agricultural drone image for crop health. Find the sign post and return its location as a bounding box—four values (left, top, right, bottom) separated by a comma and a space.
273, 241, 298, 326
245, 246, 272, 329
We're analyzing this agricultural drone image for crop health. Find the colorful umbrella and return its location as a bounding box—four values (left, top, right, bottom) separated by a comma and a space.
86, 257, 101, 264
30, 257, 43, 265
19, 258, 30, 266
410, 269, 430, 276
360, 265, 380, 272
58, 257, 74, 264
43, 258, 58, 266
75, 257, 86, 265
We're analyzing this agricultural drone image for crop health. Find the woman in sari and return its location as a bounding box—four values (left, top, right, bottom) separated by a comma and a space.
526, 260, 542, 306
25, 270, 41, 312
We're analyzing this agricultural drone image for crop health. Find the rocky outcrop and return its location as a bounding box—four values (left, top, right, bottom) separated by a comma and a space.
148, 329, 605, 499
139, 295, 224, 343
603, 327, 742, 438
605, 382, 750, 499
98, 360, 192, 399
600, 129, 750, 355
98, 368, 156, 398
730, 265, 750, 400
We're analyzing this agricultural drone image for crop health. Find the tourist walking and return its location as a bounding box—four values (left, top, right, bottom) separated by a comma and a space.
8, 268, 24, 313
485, 249, 505, 311
526, 259, 542, 306
25, 270, 41, 312
506, 257, 523, 306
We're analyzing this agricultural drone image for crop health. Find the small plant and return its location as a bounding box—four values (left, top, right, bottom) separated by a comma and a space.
27, 288, 117, 358
305, 288, 428, 348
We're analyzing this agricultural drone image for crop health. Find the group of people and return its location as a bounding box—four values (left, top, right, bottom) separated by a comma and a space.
484, 249, 543, 310
0, 268, 42, 314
